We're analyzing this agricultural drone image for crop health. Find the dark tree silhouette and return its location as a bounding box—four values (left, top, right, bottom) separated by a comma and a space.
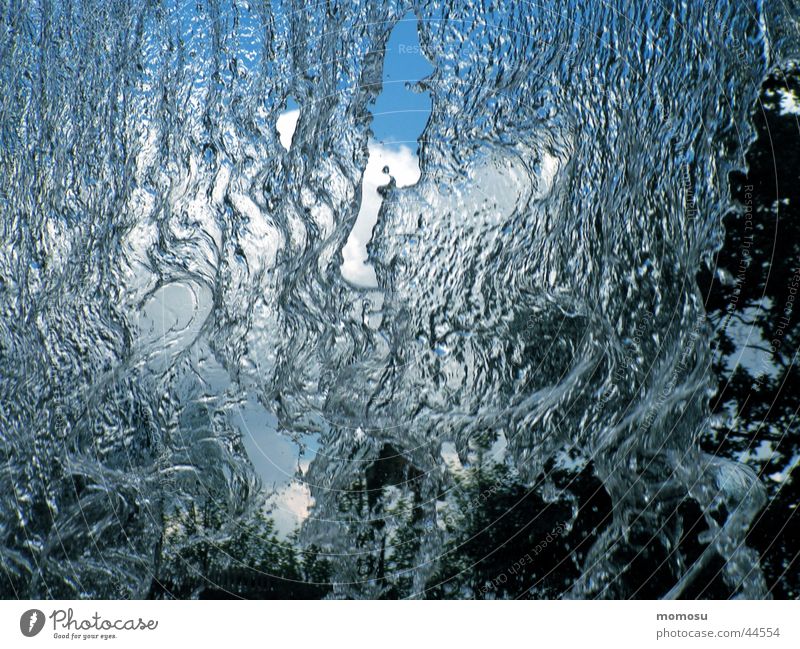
698, 64, 800, 599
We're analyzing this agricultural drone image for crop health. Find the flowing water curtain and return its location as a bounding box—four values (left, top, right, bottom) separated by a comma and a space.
0, 0, 290, 598
1, 0, 799, 598
313, 0, 800, 598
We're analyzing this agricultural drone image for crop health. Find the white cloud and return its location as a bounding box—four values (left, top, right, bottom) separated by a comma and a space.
779, 87, 800, 115
276, 108, 300, 151
267, 480, 314, 537
340, 140, 421, 287
275, 105, 422, 288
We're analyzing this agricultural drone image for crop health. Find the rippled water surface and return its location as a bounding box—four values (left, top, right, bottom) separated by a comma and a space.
1, 0, 800, 599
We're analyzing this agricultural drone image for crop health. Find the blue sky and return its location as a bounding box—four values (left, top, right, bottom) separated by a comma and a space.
339, 12, 434, 287
370, 12, 433, 148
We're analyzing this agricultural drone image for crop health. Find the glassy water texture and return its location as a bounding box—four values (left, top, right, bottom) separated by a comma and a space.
1, 0, 799, 599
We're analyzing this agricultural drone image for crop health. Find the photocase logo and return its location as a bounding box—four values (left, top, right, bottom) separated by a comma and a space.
20, 609, 45, 637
